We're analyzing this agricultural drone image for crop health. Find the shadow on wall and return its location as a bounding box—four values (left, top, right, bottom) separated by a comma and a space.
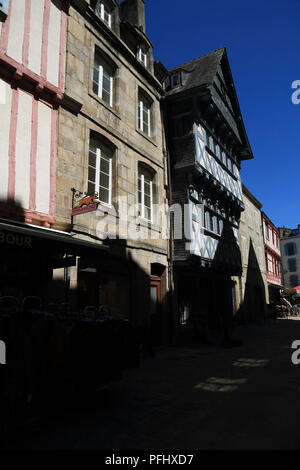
0, 198, 26, 223
235, 238, 267, 324
0, 198, 172, 352
210, 219, 242, 331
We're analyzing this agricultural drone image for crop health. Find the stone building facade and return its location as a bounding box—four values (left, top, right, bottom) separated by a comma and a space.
53, 0, 171, 349
279, 225, 300, 288
233, 185, 268, 323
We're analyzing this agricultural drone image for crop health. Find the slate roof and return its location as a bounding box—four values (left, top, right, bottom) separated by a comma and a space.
166, 46, 254, 161
167, 47, 225, 95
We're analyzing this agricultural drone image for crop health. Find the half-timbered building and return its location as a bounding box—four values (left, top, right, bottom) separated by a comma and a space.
0, 0, 69, 300
164, 47, 253, 339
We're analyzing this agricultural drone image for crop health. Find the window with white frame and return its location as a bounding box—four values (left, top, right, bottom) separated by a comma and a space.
93, 51, 114, 107
138, 165, 154, 222
137, 46, 147, 66
88, 136, 113, 206
138, 93, 152, 137
95, 1, 112, 27
204, 209, 222, 235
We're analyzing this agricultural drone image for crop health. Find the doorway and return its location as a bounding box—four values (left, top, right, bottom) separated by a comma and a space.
150, 276, 162, 345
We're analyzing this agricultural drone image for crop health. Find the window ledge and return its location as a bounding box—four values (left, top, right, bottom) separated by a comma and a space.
96, 203, 118, 217
138, 217, 160, 233
136, 128, 157, 147
89, 91, 121, 120
203, 228, 221, 240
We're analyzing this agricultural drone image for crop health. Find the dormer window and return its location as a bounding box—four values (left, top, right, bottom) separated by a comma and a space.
95, 1, 112, 28
137, 46, 147, 67
171, 72, 181, 89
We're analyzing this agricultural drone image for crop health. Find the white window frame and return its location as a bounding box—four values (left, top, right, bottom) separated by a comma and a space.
99, 2, 112, 27
137, 46, 147, 67
88, 143, 113, 207
94, 55, 113, 107
138, 98, 151, 137
138, 168, 153, 223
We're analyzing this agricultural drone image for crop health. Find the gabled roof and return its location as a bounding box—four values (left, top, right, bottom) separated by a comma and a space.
168, 47, 225, 94
166, 47, 254, 161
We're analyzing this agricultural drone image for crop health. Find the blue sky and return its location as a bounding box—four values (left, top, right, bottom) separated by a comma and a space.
144, 0, 300, 229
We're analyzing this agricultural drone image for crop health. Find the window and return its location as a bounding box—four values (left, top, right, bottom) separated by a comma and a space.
170, 72, 181, 88
290, 275, 299, 288
137, 46, 147, 67
95, 1, 112, 27
227, 158, 233, 173
285, 242, 297, 256
88, 136, 113, 205
288, 258, 297, 273
222, 151, 227, 166
204, 209, 222, 235
93, 52, 114, 107
138, 165, 154, 222
138, 93, 152, 137
208, 134, 215, 153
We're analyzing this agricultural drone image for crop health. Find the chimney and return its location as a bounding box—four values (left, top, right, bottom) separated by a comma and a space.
119, 0, 146, 33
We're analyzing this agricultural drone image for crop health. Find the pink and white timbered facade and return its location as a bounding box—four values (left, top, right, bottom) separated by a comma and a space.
262, 212, 282, 296
0, 0, 67, 227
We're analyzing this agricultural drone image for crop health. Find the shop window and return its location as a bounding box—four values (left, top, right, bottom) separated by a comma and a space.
93, 50, 115, 107
88, 136, 114, 206
138, 164, 155, 222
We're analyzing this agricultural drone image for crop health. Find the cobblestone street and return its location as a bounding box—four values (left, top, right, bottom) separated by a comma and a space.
2, 318, 300, 450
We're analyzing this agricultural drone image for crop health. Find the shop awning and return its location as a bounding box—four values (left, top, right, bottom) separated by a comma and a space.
0, 218, 109, 252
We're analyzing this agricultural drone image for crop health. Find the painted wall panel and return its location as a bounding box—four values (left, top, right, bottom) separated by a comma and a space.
195, 123, 242, 202
15, 90, 32, 209
6, 0, 25, 64
46, 0, 61, 87
28, 0, 45, 75
36, 101, 51, 214
0, 79, 12, 201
